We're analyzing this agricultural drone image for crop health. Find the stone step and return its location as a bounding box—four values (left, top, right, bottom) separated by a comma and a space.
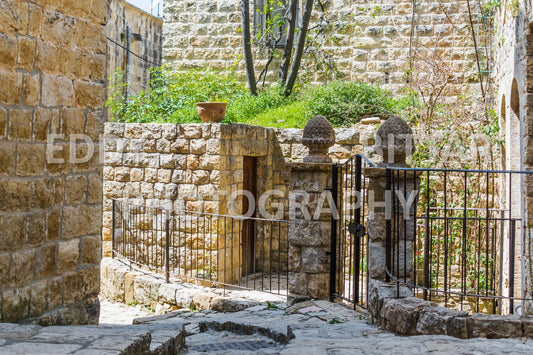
0, 323, 186, 355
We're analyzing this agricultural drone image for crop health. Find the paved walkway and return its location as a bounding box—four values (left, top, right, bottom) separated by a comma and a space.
129, 299, 533, 355
1, 299, 532, 354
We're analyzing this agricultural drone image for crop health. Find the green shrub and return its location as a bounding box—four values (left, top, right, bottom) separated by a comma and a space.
106, 66, 248, 123
107, 67, 409, 128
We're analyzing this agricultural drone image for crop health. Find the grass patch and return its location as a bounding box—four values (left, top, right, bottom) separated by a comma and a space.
107, 67, 410, 128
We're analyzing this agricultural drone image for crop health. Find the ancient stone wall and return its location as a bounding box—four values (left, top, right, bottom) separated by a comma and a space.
106, 0, 162, 108
162, 0, 479, 95
492, 3, 533, 315
102, 122, 367, 292
0, 0, 106, 324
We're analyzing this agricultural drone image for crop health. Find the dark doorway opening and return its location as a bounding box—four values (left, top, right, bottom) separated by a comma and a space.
242, 156, 258, 276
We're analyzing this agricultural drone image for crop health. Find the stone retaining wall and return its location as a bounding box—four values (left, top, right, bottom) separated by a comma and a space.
0, 0, 105, 324
100, 258, 284, 313
369, 280, 533, 339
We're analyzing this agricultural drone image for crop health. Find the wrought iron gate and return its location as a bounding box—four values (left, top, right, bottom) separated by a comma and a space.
330, 154, 373, 308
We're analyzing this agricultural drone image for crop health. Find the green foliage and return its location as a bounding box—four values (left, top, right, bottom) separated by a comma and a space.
266, 301, 280, 309
299, 81, 409, 127
329, 318, 343, 324
106, 66, 248, 124
107, 67, 408, 129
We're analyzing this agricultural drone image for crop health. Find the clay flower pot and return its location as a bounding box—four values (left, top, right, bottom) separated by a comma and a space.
196, 102, 227, 123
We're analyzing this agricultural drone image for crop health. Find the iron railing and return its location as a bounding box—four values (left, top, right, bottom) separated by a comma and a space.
331, 154, 373, 309
386, 167, 532, 315
112, 200, 289, 296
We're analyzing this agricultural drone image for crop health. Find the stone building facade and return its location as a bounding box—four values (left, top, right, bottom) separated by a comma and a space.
106, 0, 163, 108
0, 0, 106, 324
493, 2, 533, 316
162, 0, 482, 95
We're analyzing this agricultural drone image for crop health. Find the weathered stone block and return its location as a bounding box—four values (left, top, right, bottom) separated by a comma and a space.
81, 235, 101, 265
61, 108, 85, 137
23, 73, 40, 106
134, 276, 162, 306
42, 74, 75, 107
0, 180, 32, 211
58, 239, 80, 273
416, 306, 468, 337
33, 108, 53, 141
2, 287, 31, 323
0, 70, 22, 104
16, 144, 45, 176
0, 107, 6, 137
8, 108, 32, 139
0, 142, 15, 175
26, 211, 46, 246
65, 175, 87, 204
36, 243, 57, 279
382, 297, 435, 335
74, 80, 104, 108
7, 249, 35, 288
467, 314, 522, 338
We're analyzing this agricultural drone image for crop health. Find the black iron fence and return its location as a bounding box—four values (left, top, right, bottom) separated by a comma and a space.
331, 155, 373, 309
386, 167, 532, 315
112, 200, 289, 296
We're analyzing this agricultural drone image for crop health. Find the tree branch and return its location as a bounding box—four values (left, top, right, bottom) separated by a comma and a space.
284, 0, 314, 96
241, 0, 257, 95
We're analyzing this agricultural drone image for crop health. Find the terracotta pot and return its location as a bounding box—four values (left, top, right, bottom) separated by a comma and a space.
196, 102, 227, 123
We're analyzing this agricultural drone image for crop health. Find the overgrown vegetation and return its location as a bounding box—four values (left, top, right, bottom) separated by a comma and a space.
106, 67, 408, 128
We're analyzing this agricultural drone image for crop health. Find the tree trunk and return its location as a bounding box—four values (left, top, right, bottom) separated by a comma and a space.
284, 0, 314, 96
279, 0, 298, 83
242, 0, 257, 96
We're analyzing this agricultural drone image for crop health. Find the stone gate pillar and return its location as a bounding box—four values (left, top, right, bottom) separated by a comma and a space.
288, 163, 333, 299
287, 116, 335, 299
366, 116, 417, 282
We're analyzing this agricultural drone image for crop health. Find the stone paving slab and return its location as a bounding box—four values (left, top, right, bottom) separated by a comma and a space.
2, 299, 533, 354
140, 299, 533, 354
0, 322, 186, 354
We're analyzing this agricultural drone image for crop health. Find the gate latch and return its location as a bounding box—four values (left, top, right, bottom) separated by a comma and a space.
348, 222, 364, 238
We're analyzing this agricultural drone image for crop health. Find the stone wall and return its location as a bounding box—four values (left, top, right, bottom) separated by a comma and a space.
102, 122, 367, 293
492, 3, 533, 315
103, 123, 293, 286
0, 0, 106, 324
369, 279, 533, 339
106, 0, 162, 108
162, 0, 479, 95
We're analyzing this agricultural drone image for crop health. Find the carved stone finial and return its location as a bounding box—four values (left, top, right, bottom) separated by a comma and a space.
376, 115, 415, 166
302, 115, 335, 163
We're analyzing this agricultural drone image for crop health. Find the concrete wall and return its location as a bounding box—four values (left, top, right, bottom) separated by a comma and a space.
162, 0, 479, 95
0, 0, 106, 324
106, 0, 162, 104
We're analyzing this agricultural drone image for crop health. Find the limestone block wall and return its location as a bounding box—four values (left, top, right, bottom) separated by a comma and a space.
0, 0, 106, 324
102, 123, 291, 284
492, 4, 533, 314
102, 122, 364, 286
106, 0, 163, 105
162, 0, 478, 95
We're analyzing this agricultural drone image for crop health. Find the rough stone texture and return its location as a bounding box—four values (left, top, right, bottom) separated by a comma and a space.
162, 0, 478, 95
0, 0, 105, 325
0, 322, 186, 354
102, 122, 367, 294
369, 279, 533, 339
287, 163, 332, 299
100, 258, 285, 313
492, 2, 533, 316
